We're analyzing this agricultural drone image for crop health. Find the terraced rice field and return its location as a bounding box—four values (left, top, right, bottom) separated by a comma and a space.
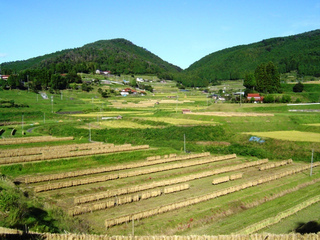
136, 117, 217, 126
4, 137, 318, 235
243, 131, 320, 143
183, 112, 274, 117
98, 120, 157, 129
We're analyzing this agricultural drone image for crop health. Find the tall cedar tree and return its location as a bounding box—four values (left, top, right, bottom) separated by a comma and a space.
254, 62, 280, 93
243, 72, 256, 90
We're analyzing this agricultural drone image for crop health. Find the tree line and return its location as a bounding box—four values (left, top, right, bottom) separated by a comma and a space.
0, 69, 81, 92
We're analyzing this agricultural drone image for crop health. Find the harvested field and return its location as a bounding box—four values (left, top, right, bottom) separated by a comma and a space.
3, 135, 320, 235
98, 120, 157, 129
183, 112, 274, 117
137, 117, 217, 125
0, 142, 149, 165
15, 146, 319, 235
0, 136, 74, 145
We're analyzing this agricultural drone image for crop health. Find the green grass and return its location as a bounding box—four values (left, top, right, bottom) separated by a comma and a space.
257, 202, 320, 234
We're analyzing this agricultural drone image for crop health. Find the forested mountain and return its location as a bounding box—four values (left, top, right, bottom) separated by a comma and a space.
1, 38, 182, 75
176, 29, 320, 87
2, 30, 320, 89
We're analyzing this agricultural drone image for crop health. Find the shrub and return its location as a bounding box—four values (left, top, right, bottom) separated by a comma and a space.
293, 82, 304, 92
281, 95, 291, 103
263, 95, 274, 103
295, 98, 302, 103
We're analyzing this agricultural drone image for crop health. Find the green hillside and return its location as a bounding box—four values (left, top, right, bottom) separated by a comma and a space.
176, 29, 320, 87
1, 38, 182, 75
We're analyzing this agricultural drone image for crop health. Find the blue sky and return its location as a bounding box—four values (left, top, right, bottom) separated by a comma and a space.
1, 0, 320, 69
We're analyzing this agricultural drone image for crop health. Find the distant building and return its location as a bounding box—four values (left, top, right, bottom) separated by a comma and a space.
1, 75, 9, 80
247, 93, 264, 103
100, 80, 111, 84
120, 91, 129, 96
182, 109, 191, 114
96, 70, 111, 75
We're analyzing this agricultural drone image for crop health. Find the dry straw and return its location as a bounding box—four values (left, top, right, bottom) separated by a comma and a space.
1, 143, 149, 166
104, 161, 319, 228
25, 152, 210, 183
0, 136, 74, 145
237, 195, 320, 234
1, 233, 320, 240
34, 153, 234, 192
70, 184, 189, 216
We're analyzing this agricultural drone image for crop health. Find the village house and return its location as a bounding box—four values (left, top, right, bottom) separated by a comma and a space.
95, 70, 111, 75
247, 93, 264, 103
182, 109, 191, 114
0, 75, 9, 80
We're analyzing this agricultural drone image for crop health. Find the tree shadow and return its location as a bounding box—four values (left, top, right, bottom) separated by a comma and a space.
294, 221, 320, 234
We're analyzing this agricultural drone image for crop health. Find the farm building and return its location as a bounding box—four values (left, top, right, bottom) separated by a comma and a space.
0, 75, 9, 80
247, 93, 264, 103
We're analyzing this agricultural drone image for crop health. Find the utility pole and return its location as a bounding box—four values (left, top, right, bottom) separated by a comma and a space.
310, 149, 314, 176
89, 123, 91, 142
21, 114, 24, 135
184, 134, 186, 153
51, 96, 53, 113
132, 218, 135, 239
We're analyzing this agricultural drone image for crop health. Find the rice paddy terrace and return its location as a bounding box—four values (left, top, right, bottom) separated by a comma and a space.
1, 80, 320, 239
1, 136, 319, 237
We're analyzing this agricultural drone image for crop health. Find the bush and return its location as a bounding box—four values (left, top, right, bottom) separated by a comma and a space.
281, 95, 291, 103
295, 98, 302, 103
81, 83, 93, 92
0, 177, 91, 233
263, 95, 274, 103
293, 82, 304, 92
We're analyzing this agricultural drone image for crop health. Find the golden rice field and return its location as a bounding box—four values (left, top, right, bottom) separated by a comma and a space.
108, 99, 195, 109
184, 112, 274, 117
137, 117, 218, 125
243, 130, 320, 143
79, 117, 218, 128
81, 98, 105, 104
305, 123, 320, 127
98, 120, 157, 129
71, 111, 154, 118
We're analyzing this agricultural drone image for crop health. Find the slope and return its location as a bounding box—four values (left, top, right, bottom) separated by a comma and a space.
1, 38, 182, 75
177, 29, 320, 86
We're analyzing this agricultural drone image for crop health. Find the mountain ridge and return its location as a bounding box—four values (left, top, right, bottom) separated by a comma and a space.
1, 30, 320, 87
176, 29, 320, 86
1, 38, 182, 76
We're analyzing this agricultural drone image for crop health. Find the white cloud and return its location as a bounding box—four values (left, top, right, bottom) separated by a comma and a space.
0, 53, 7, 58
